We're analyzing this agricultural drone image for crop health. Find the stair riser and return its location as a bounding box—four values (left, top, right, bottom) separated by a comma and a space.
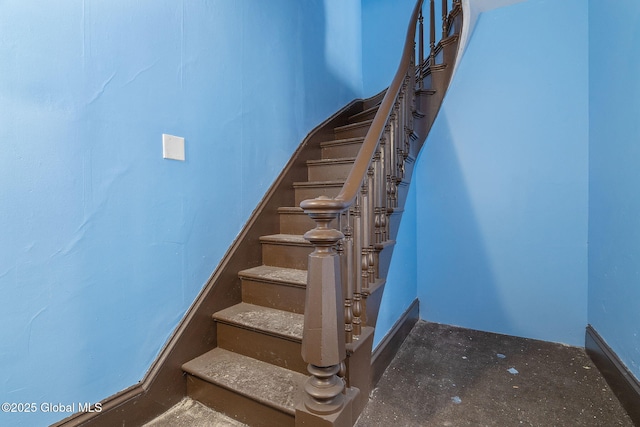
349, 108, 378, 123
279, 211, 339, 235
321, 141, 362, 159
294, 184, 342, 205
241, 279, 306, 314
187, 376, 294, 427
216, 323, 306, 374
335, 122, 370, 139
262, 242, 312, 270
307, 161, 354, 182
279, 211, 317, 235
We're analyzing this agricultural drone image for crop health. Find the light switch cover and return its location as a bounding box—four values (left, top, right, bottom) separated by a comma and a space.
162, 134, 185, 161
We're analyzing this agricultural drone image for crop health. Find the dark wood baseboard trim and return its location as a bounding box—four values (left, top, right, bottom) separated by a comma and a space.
370, 298, 419, 387
585, 325, 640, 426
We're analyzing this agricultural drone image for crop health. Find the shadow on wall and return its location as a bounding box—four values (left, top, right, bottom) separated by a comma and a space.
299, 0, 362, 122
415, 113, 512, 335
415, 0, 589, 346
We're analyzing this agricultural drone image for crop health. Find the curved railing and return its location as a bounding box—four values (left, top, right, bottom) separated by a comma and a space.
297, 0, 463, 420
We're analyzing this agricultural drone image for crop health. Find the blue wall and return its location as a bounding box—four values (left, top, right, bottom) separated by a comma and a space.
416, 0, 589, 346
588, 0, 640, 379
0, 1, 361, 425
362, 0, 415, 95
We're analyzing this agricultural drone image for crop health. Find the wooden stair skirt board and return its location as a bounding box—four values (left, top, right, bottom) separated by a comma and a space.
585, 326, 640, 426
371, 299, 420, 387
52, 2, 465, 424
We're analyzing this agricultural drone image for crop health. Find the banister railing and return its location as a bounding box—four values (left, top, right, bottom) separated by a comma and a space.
298, 0, 462, 419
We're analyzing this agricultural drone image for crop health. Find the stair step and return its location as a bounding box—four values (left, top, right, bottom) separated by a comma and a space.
183, 348, 306, 426
239, 265, 307, 287
142, 397, 248, 427
306, 157, 356, 181
334, 119, 373, 139
213, 302, 303, 342
320, 137, 364, 159
260, 234, 312, 269
278, 207, 315, 235
239, 265, 307, 313
348, 105, 379, 123
212, 303, 306, 372
277, 207, 340, 235
293, 180, 344, 205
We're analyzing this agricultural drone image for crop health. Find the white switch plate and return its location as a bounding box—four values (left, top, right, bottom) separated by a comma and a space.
162, 134, 185, 161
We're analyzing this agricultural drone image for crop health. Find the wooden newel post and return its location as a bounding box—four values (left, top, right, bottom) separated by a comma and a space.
300, 196, 347, 416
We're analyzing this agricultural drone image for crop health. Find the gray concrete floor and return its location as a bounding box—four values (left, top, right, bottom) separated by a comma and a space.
355, 321, 635, 427
144, 321, 635, 426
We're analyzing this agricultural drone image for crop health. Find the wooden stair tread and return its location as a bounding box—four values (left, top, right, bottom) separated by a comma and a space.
277, 206, 305, 214
182, 348, 306, 416
213, 302, 304, 341
292, 180, 344, 188
319, 136, 364, 147
143, 397, 249, 427
238, 265, 307, 287
423, 63, 448, 73
306, 157, 356, 166
348, 105, 380, 122
259, 233, 310, 246
439, 33, 459, 46
334, 119, 373, 132
416, 88, 437, 95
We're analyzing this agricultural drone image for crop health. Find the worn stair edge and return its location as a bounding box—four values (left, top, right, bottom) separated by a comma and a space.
259, 233, 311, 247
306, 157, 356, 166
320, 136, 364, 149
182, 348, 306, 417
238, 265, 307, 288
439, 33, 459, 47
348, 105, 380, 123
213, 302, 303, 342
421, 62, 448, 76
334, 119, 373, 133
142, 397, 249, 427
292, 180, 345, 190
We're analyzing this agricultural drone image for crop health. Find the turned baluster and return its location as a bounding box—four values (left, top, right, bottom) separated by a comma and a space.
429, 0, 436, 66
352, 195, 363, 337
338, 212, 353, 345
442, 0, 448, 39
367, 165, 376, 285
418, 8, 424, 87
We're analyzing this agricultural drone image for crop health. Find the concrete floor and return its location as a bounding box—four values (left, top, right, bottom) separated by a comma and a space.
355, 321, 635, 426
144, 320, 635, 426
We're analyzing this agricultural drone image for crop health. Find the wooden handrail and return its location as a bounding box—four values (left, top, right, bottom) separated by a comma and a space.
297, 0, 464, 421
300, 0, 424, 214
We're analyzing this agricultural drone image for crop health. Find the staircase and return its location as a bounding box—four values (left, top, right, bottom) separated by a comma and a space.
174, 0, 463, 421
179, 96, 385, 426
56, 2, 464, 427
